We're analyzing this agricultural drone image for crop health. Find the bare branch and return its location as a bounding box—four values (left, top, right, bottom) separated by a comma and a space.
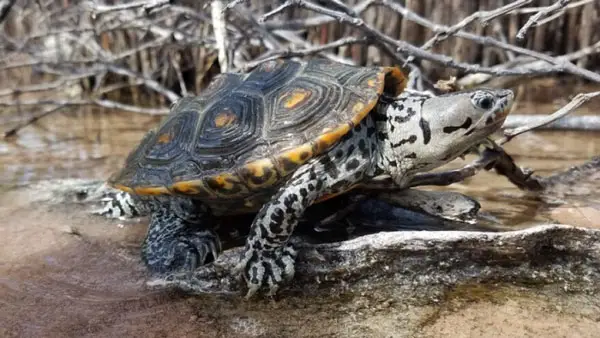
499, 91, 600, 144
224, 0, 246, 12
85, 0, 170, 16
388, 0, 534, 53
0, 75, 91, 97
93, 99, 169, 115
103, 64, 180, 103
236, 37, 370, 72
260, 0, 373, 30
0, 98, 169, 115
504, 115, 600, 131
0, 0, 16, 24
3, 105, 66, 138
169, 54, 188, 97
211, 0, 229, 72
517, 0, 571, 39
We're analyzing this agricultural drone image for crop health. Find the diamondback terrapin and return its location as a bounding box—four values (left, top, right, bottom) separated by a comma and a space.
105, 58, 514, 297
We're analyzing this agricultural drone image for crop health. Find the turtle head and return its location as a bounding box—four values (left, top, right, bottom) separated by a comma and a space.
381, 88, 514, 179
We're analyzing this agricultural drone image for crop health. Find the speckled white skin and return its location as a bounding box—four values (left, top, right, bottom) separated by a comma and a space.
101, 88, 514, 297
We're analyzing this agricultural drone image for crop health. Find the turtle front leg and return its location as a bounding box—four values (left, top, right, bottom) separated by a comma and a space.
238, 166, 326, 297
142, 199, 221, 274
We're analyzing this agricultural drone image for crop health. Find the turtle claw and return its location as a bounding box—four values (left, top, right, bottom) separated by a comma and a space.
184, 230, 222, 267
143, 229, 221, 274
239, 244, 297, 298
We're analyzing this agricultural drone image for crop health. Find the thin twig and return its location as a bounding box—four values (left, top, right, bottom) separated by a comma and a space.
93, 99, 169, 115
237, 36, 370, 71
211, 0, 229, 72
103, 64, 180, 103
0, 98, 169, 114
504, 115, 600, 131
169, 54, 188, 97
261, 0, 373, 30
409, 0, 533, 52
499, 91, 600, 145
3, 105, 66, 138
517, 0, 571, 39
86, 0, 170, 16
512, 0, 592, 14
0, 74, 92, 97
0, 0, 16, 24
224, 0, 246, 12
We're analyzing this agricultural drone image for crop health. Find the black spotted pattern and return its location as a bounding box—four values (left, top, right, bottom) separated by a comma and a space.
391, 135, 417, 148
419, 118, 431, 145
443, 117, 473, 134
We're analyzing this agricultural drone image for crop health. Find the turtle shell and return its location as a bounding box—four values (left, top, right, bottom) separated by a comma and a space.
109, 59, 406, 199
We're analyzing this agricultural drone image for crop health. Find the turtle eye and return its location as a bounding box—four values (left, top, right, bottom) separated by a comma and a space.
473, 94, 495, 110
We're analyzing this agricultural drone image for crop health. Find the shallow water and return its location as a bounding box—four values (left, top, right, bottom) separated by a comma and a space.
1, 80, 600, 337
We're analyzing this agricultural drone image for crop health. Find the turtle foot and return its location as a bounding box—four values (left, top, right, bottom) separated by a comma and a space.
143, 228, 221, 274
238, 244, 297, 298
142, 203, 219, 274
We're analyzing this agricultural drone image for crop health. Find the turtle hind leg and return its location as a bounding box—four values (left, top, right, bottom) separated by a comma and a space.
142, 202, 221, 274
95, 190, 149, 219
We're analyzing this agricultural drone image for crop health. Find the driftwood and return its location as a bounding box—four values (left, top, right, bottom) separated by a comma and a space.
504, 114, 600, 130
148, 224, 600, 295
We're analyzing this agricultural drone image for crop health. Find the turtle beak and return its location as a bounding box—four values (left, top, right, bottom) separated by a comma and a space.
495, 89, 515, 121
481, 89, 515, 129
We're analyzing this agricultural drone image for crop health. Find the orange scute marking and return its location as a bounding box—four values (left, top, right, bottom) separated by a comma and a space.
134, 186, 169, 195
172, 181, 203, 194
350, 97, 377, 126
367, 78, 377, 87
283, 144, 313, 164
211, 173, 239, 190
241, 158, 279, 189
214, 110, 237, 127
244, 158, 273, 178
283, 88, 311, 109
157, 133, 172, 144
113, 184, 134, 194
314, 123, 351, 153
352, 102, 365, 114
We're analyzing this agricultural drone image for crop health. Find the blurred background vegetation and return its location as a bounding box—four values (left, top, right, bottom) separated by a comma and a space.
0, 0, 598, 112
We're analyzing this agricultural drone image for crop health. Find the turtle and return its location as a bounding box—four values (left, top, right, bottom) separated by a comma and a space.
104, 58, 514, 297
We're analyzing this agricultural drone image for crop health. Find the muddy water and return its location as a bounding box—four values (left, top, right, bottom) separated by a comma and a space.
1, 81, 600, 337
